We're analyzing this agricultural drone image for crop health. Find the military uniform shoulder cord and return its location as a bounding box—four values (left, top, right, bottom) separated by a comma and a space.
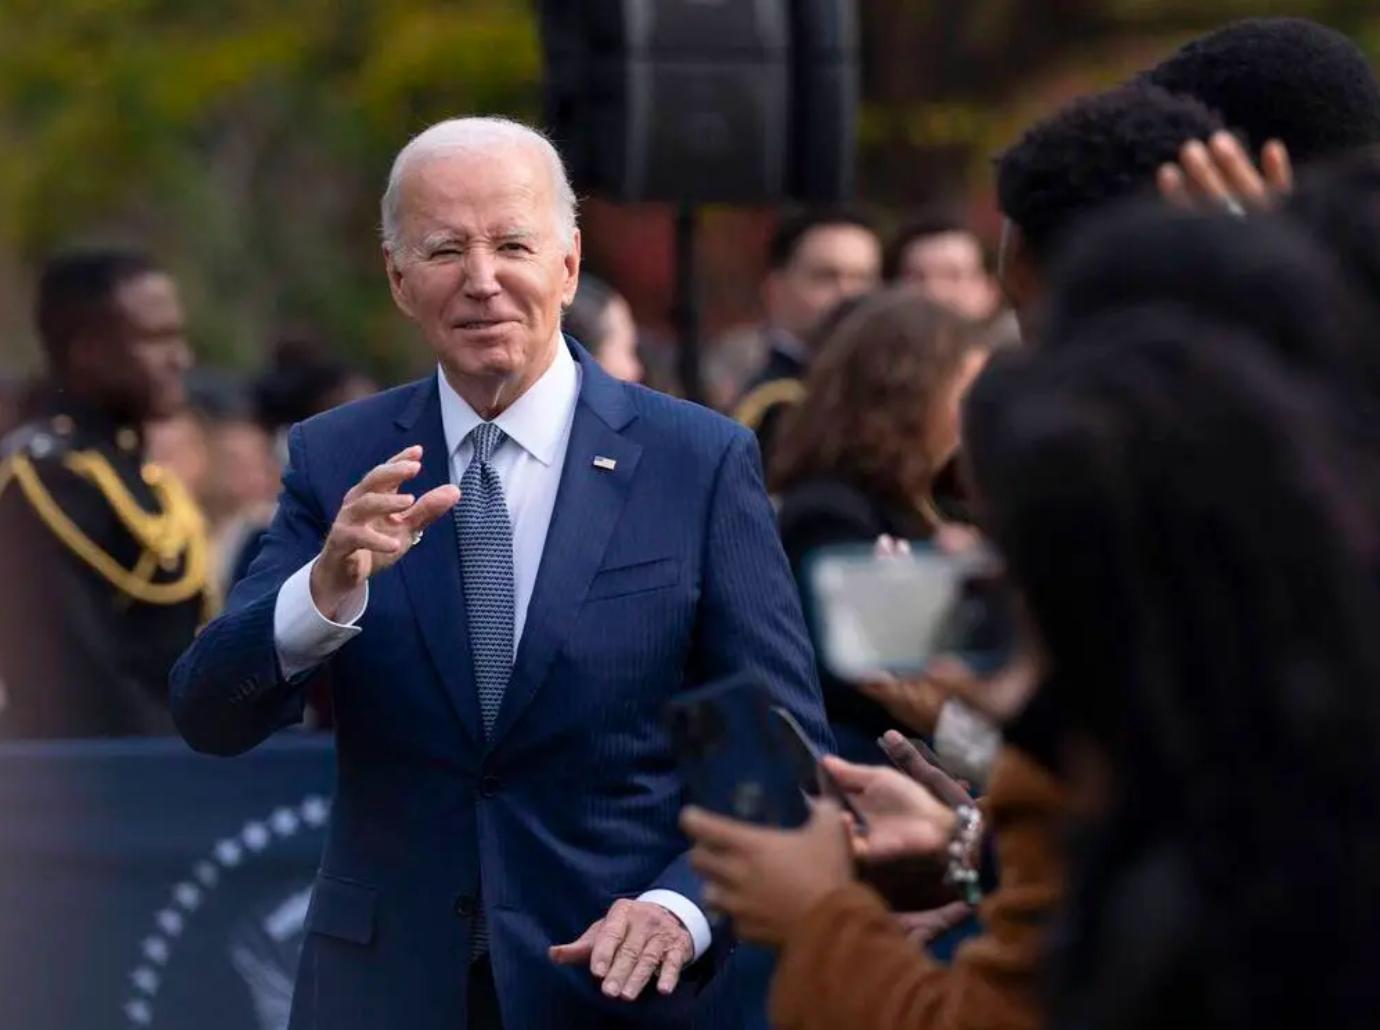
732, 377, 808, 430
0, 450, 219, 620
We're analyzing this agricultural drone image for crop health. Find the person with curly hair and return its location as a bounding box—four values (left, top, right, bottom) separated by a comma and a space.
994, 81, 1223, 336
1144, 17, 1380, 166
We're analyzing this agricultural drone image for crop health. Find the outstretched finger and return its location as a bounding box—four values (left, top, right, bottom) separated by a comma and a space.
1180, 139, 1233, 207
1262, 139, 1293, 197
657, 944, 688, 995
549, 921, 600, 965
344, 459, 422, 503
680, 806, 764, 852
877, 730, 971, 808
342, 492, 415, 524
688, 843, 749, 885
399, 484, 462, 530
820, 754, 878, 796
1157, 163, 1192, 209
619, 942, 666, 1000
1209, 132, 1268, 208
331, 524, 403, 557
601, 918, 652, 997
589, 902, 631, 979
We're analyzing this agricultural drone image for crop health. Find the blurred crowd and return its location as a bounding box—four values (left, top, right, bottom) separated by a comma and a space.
6, 12, 1380, 1028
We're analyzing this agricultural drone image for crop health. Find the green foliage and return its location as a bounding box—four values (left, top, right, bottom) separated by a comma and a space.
2, 0, 1379, 380
0, 0, 540, 379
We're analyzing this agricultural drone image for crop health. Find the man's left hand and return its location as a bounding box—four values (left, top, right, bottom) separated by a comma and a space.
549, 899, 693, 1001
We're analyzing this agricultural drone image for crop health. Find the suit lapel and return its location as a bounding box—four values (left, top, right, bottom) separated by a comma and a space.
394, 380, 484, 746
488, 347, 642, 746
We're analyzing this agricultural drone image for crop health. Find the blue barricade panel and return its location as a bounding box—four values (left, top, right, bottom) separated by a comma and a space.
0, 735, 334, 1030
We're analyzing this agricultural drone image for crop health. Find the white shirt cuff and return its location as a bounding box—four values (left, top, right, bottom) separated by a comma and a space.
273, 558, 368, 680
638, 889, 711, 963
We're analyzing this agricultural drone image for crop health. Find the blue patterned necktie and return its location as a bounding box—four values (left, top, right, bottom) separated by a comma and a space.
453, 421, 513, 960
454, 421, 514, 738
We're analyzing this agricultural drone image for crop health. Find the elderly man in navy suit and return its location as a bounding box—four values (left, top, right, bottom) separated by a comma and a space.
170, 117, 830, 1029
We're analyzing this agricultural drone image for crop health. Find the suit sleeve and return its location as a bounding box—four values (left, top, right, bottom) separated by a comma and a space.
169, 424, 329, 755
649, 430, 834, 903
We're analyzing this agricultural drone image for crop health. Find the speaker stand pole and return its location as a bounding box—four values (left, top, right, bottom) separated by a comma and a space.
673, 199, 704, 404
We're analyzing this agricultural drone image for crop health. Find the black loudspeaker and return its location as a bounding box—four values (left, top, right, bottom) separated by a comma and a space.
541, 0, 857, 204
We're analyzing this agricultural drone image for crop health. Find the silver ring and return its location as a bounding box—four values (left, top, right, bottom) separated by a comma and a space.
411, 530, 423, 546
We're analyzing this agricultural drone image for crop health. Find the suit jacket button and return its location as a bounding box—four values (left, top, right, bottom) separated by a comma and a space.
479, 775, 501, 798
454, 894, 476, 918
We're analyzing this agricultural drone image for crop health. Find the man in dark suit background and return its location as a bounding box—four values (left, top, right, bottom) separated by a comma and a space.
170, 116, 829, 1029
733, 210, 880, 469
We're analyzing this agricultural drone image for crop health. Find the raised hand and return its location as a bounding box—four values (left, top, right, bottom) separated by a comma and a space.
549, 899, 694, 1001
309, 445, 461, 618
1158, 131, 1293, 214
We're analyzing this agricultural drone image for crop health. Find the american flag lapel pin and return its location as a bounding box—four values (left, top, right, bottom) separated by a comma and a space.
592, 455, 618, 471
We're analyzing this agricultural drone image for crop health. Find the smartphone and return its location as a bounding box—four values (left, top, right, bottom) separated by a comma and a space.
769, 705, 868, 833
666, 679, 810, 829
803, 542, 1015, 682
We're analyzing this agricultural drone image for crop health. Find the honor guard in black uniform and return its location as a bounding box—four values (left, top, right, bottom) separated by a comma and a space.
0, 249, 210, 738
733, 210, 880, 471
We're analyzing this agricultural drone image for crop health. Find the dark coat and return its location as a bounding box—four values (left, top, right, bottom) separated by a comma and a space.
0, 404, 206, 738
776, 475, 934, 763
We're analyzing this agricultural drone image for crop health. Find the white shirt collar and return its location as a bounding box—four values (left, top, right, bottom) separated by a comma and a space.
436, 334, 579, 467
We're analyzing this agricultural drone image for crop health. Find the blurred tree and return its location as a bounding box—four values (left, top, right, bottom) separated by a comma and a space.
1, 0, 1377, 387
0, 0, 540, 379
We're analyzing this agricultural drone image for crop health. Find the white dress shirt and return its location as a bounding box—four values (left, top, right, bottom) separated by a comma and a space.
272, 337, 711, 960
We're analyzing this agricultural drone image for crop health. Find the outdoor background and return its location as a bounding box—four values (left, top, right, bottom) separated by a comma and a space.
1, 0, 1377, 385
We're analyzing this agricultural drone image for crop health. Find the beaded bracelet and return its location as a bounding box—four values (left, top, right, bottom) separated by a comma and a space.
944, 803, 984, 906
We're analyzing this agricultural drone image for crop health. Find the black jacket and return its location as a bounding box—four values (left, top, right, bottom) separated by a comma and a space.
0, 403, 208, 738
777, 475, 934, 762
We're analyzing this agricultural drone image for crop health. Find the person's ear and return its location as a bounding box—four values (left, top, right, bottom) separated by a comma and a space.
561, 229, 582, 307
384, 246, 417, 321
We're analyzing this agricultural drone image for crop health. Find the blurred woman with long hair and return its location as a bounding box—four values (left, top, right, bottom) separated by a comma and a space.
770, 289, 989, 761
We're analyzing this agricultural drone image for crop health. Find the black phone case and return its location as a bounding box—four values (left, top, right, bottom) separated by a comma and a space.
666, 679, 810, 829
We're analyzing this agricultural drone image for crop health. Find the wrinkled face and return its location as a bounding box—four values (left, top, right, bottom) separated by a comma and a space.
898, 231, 998, 321
384, 146, 579, 396
765, 224, 881, 341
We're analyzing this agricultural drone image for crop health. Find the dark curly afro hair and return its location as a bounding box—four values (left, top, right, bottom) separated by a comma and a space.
1145, 17, 1380, 164
995, 82, 1223, 263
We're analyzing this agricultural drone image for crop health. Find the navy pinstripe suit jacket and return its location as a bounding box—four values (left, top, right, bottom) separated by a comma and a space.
170, 339, 831, 1030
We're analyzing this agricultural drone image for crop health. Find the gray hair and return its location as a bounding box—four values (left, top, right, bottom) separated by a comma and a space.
380, 116, 578, 258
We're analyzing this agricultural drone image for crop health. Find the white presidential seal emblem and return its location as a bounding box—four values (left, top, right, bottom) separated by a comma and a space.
121, 794, 331, 1028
